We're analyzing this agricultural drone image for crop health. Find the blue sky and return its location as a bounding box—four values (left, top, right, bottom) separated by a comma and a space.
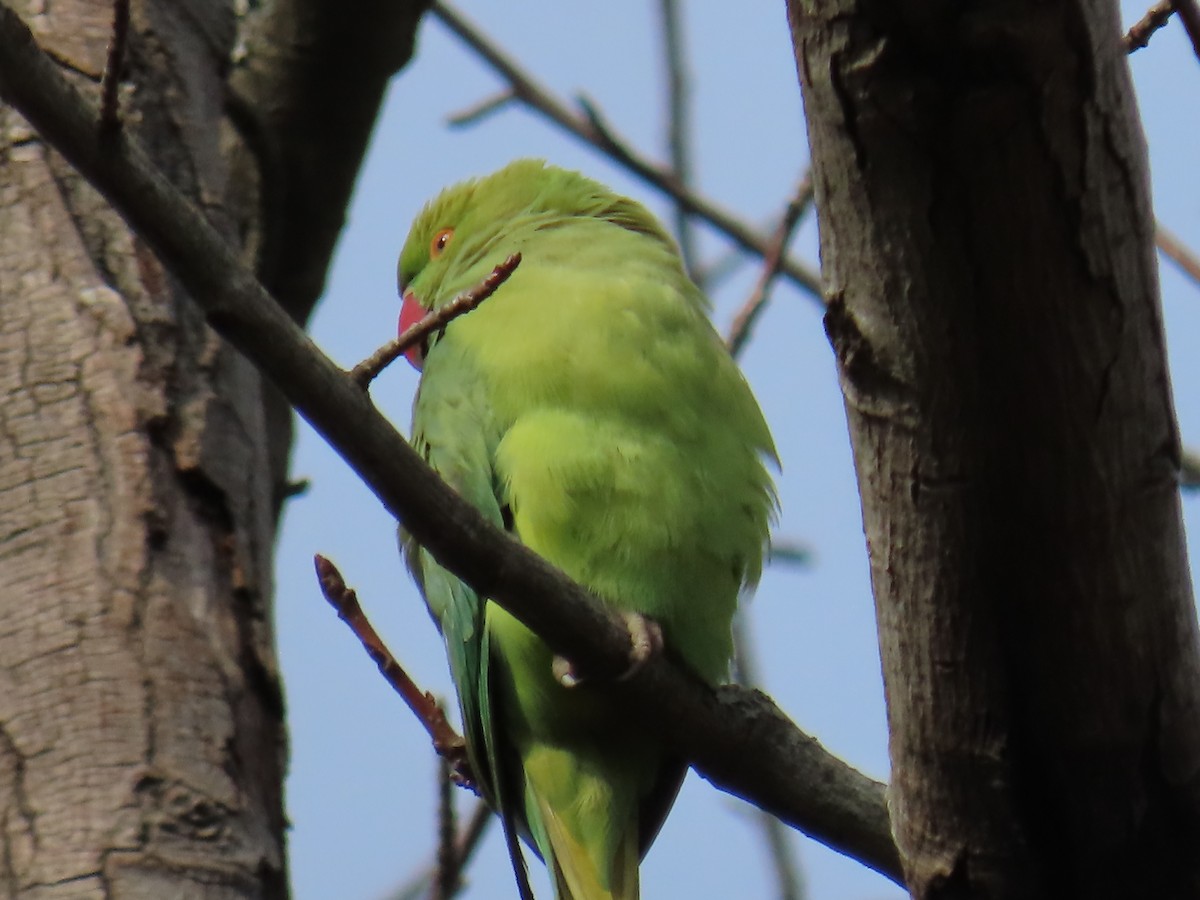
274, 4, 1199, 898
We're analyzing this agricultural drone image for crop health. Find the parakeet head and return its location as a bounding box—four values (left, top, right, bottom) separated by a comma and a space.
396, 159, 678, 368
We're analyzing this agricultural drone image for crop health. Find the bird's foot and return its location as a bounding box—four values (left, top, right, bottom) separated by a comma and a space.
616, 611, 663, 681
551, 654, 582, 689
551, 612, 663, 689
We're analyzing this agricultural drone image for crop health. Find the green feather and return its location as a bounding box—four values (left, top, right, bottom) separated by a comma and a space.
399, 160, 777, 900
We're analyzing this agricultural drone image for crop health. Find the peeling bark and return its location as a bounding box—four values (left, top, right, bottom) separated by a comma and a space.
788, 1, 1200, 897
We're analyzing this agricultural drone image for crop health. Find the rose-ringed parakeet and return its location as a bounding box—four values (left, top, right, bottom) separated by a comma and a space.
397, 160, 776, 900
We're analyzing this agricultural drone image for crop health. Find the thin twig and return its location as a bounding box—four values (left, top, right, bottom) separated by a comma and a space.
350, 253, 522, 388
440, 802, 492, 900
693, 204, 815, 290
1183, 448, 1200, 490
1124, 0, 1175, 51
1156, 223, 1200, 289
313, 554, 473, 786
1173, 0, 1200, 59
770, 540, 815, 569
391, 800, 493, 900
430, 2, 825, 304
431, 759, 460, 900
98, 0, 129, 132
727, 172, 815, 359
732, 616, 808, 900
452, 800, 493, 876
445, 88, 515, 127
658, 0, 696, 276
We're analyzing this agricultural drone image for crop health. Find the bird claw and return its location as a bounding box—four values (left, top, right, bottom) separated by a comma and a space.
551, 612, 663, 688
616, 611, 663, 681
551, 654, 581, 689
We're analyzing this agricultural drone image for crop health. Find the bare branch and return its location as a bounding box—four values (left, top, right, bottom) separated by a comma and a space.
431, 759, 460, 900
1125, 0, 1174, 51
1183, 448, 1200, 490
1157, 222, 1200, 289
0, 8, 901, 881
1173, 0, 1200, 59
727, 172, 815, 359
98, 0, 129, 132
770, 540, 816, 569
431, 2, 825, 304
657, 0, 697, 275
350, 253, 522, 388
314, 555, 473, 786
390, 801, 492, 900
445, 88, 515, 127
451, 801, 492, 879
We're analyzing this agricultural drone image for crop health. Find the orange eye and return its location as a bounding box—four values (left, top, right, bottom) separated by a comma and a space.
430, 227, 454, 259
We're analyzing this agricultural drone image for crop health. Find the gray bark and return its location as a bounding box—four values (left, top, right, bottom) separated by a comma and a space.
0, 0, 425, 895
788, 1, 1200, 897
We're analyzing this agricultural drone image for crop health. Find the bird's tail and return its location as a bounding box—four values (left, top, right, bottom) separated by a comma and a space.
535, 796, 639, 900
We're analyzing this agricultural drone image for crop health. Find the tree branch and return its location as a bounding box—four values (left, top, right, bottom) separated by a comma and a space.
1183, 448, 1200, 490
1124, 0, 1174, 51
389, 800, 492, 900
432, 758, 460, 900
350, 254, 522, 388
430, 2, 825, 305
445, 89, 515, 127
0, 5, 901, 883
1172, 0, 1200, 60
657, 0, 697, 276
1156, 221, 1200, 289
727, 171, 815, 359
314, 555, 472, 785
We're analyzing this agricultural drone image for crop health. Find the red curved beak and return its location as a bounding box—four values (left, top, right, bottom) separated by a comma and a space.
398, 290, 427, 370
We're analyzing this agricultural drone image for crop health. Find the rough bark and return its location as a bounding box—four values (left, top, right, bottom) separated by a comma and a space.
0, 1, 286, 895
0, 0, 424, 896
788, 1, 1200, 898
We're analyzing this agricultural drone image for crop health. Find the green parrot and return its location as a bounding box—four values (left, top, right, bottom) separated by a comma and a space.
397, 160, 777, 900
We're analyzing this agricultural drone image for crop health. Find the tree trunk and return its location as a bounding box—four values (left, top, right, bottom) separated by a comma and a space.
787, 1, 1200, 897
0, 0, 423, 895
0, 1, 287, 894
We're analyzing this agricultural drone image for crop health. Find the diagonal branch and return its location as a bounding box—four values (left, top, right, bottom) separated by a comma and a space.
1172, 0, 1200, 60
350, 254, 522, 388
1183, 448, 1200, 490
727, 171, 815, 359
1157, 222, 1200, 289
0, 5, 901, 882
314, 555, 471, 784
1124, 0, 1174, 51
431, 2, 825, 304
